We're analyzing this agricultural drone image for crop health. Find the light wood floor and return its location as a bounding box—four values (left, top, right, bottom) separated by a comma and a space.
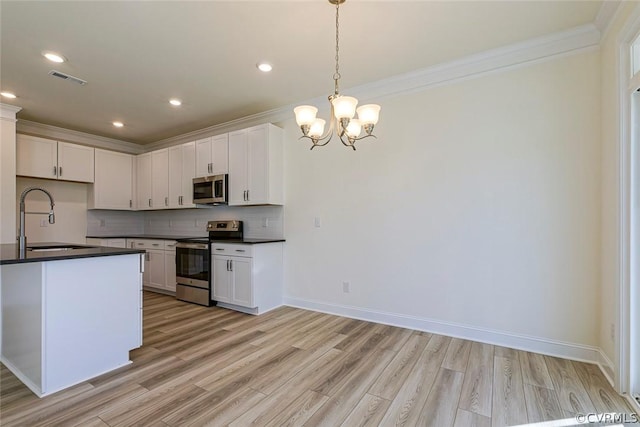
1, 292, 634, 427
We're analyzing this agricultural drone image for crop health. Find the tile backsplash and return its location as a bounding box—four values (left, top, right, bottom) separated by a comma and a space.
87, 205, 284, 239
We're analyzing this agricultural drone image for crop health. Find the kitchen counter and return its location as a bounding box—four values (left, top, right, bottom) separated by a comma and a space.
86, 234, 208, 240
1, 246, 143, 397
0, 242, 145, 265
86, 235, 285, 244
213, 238, 286, 244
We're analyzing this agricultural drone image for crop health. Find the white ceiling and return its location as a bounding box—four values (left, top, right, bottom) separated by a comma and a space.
0, 0, 603, 145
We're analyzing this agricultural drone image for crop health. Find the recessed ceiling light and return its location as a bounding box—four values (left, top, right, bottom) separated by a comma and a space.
169, 99, 182, 106
112, 121, 124, 128
43, 52, 66, 63
257, 62, 273, 72
0, 91, 17, 99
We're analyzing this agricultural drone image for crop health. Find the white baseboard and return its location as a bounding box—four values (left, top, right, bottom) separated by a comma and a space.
284, 296, 607, 369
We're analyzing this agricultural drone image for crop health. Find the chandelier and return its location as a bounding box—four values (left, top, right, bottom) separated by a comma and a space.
294, 0, 380, 151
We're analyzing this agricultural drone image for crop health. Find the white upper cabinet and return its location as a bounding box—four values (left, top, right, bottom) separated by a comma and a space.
228, 124, 283, 206
17, 134, 94, 183
195, 134, 228, 177
168, 141, 196, 209
16, 135, 57, 179
136, 153, 153, 210
88, 149, 135, 210
57, 142, 95, 182
151, 149, 169, 209
137, 149, 170, 210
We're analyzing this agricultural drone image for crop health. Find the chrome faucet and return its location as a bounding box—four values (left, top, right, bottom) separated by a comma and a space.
18, 187, 55, 257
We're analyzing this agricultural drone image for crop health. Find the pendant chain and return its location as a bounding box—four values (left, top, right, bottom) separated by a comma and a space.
333, 1, 341, 95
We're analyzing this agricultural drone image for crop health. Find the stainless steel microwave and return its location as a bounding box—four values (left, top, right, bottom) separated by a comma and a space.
193, 174, 227, 205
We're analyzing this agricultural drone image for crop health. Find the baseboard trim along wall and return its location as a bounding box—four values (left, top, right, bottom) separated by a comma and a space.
283, 296, 615, 382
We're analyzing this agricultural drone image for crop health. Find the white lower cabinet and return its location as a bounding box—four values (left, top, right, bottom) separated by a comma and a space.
126, 239, 176, 293
164, 247, 177, 292
86, 238, 127, 248
212, 242, 283, 315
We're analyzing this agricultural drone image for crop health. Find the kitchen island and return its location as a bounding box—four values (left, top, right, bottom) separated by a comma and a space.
0, 243, 145, 397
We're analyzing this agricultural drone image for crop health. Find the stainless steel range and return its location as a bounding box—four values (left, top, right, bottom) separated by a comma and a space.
175, 220, 243, 306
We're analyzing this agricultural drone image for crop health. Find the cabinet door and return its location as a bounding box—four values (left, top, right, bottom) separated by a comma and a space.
57, 142, 95, 183
195, 137, 212, 177
231, 257, 253, 308
142, 251, 151, 287
165, 250, 176, 292
136, 153, 153, 210
16, 135, 58, 179
212, 256, 232, 303
247, 125, 269, 204
181, 142, 196, 208
147, 249, 166, 289
151, 149, 169, 209
211, 134, 229, 175
92, 149, 134, 210
228, 130, 248, 206
168, 145, 183, 209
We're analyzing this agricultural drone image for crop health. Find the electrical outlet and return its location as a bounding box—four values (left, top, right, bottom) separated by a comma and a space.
314, 217, 321, 228
610, 323, 615, 342
262, 218, 269, 228
99, 219, 106, 227
40, 219, 48, 227
342, 281, 350, 293
169, 220, 173, 228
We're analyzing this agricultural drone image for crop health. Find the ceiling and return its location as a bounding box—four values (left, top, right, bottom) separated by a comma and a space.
0, 1, 603, 145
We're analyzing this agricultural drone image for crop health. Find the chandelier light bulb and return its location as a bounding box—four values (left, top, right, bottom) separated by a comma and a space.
309, 119, 326, 138
345, 119, 362, 139
294, 105, 318, 126
356, 104, 381, 125
331, 96, 358, 120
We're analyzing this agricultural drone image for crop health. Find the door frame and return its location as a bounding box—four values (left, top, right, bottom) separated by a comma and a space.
617, 4, 640, 404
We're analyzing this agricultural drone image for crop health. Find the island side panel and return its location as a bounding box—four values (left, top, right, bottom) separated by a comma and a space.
42, 254, 141, 395
1, 262, 44, 395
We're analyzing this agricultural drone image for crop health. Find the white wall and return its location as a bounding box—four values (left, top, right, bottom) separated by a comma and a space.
16, 177, 88, 245
284, 50, 602, 352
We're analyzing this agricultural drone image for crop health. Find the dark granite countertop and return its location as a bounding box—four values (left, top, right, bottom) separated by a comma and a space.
87, 234, 207, 241
87, 235, 285, 244
213, 238, 286, 244
0, 242, 145, 265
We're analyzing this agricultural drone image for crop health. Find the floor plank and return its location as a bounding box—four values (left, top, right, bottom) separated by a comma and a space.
459, 341, 494, 418
491, 355, 528, 427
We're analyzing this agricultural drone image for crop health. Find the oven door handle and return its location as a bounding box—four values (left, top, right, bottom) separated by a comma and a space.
175, 243, 209, 250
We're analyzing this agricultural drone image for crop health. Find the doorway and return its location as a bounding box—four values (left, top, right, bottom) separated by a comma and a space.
631, 85, 639, 402
628, 33, 640, 403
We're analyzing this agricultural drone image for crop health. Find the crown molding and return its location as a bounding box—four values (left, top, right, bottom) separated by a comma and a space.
16, 119, 143, 154
146, 23, 602, 150
1, 103, 22, 120
595, 0, 623, 40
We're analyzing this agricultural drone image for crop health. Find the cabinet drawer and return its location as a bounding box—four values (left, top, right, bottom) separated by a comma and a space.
164, 240, 177, 251
211, 243, 252, 257
127, 239, 170, 251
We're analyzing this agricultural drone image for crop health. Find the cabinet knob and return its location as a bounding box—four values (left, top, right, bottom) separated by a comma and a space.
53, 166, 57, 176
59, 167, 63, 177
148, 199, 152, 207
235, 249, 245, 252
